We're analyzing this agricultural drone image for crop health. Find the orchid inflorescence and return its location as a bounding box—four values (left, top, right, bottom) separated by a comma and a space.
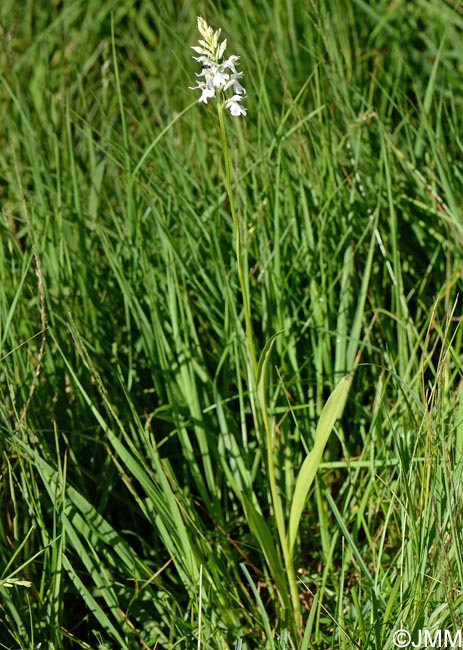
189, 16, 246, 117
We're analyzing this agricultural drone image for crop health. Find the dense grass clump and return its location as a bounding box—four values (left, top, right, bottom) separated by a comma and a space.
1, 0, 463, 648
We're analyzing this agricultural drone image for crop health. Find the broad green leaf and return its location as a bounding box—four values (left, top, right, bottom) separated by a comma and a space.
287, 374, 352, 558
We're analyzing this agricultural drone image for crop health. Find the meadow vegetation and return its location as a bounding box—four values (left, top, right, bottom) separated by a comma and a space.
1, 0, 463, 648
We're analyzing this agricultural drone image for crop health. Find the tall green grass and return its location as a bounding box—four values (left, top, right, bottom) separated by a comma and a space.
1, 0, 463, 647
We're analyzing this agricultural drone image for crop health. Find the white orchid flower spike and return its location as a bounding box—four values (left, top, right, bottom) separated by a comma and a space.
189, 16, 247, 117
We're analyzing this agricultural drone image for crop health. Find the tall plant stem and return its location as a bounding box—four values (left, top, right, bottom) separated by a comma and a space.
217, 103, 257, 377
217, 102, 301, 632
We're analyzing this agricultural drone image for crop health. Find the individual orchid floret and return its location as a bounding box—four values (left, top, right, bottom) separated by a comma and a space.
225, 94, 247, 117
190, 16, 246, 117
222, 55, 240, 74
223, 71, 245, 95
189, 80, 216, 104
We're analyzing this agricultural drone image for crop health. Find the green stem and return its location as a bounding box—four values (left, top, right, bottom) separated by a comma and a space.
217, 101, 301, 632
217, 102, 258, 377
260, 378, 302, 630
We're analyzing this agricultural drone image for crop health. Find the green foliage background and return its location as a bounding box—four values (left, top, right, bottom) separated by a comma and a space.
1, 0, 463, 648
